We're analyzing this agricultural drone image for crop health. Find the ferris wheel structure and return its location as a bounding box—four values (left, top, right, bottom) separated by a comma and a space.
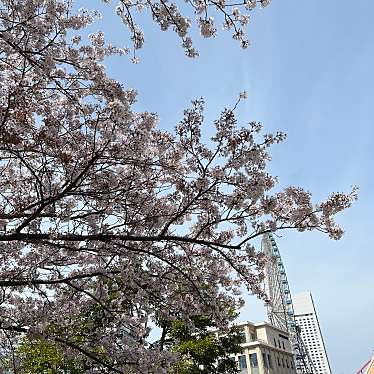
261, 232, 316, 374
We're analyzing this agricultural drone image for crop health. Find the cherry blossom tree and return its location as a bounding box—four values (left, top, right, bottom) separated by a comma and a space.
0, 0, 357, 372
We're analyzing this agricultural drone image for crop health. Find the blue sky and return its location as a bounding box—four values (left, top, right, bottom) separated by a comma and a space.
82, 0, 374, 372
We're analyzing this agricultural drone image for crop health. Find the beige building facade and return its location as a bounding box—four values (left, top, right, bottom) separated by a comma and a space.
230, 321, 297, 374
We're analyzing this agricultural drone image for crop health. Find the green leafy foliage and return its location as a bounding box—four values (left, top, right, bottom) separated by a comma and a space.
164, 316, 243, 374
17, 339, 84, 374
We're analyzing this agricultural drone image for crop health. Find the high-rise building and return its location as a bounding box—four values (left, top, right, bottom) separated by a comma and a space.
292, 292, 332, 374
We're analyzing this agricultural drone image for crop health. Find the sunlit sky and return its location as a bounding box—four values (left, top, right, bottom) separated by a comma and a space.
82, 0, 374, 372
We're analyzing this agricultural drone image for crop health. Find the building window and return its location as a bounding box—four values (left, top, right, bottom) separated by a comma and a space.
238, 355, 247, 370
251, 332, 256, 341
282, 341, 285, 349
262, 353, 268, 368
282, 358, 285, 367
267, 354, 273, 369
277, 357, 281, 366
239, 332, 246, 343
250, 353, 258, 368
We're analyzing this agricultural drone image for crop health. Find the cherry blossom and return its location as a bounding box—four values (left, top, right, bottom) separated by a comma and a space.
0, 0, 356, 372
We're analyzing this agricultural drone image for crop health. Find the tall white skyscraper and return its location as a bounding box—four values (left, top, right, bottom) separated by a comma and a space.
292, 292, 332, 374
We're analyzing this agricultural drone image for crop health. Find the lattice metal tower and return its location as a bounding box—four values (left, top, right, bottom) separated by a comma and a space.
262, 232, 316, 374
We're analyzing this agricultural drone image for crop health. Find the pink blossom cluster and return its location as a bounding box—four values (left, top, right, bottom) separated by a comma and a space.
105, 0, 271, 60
